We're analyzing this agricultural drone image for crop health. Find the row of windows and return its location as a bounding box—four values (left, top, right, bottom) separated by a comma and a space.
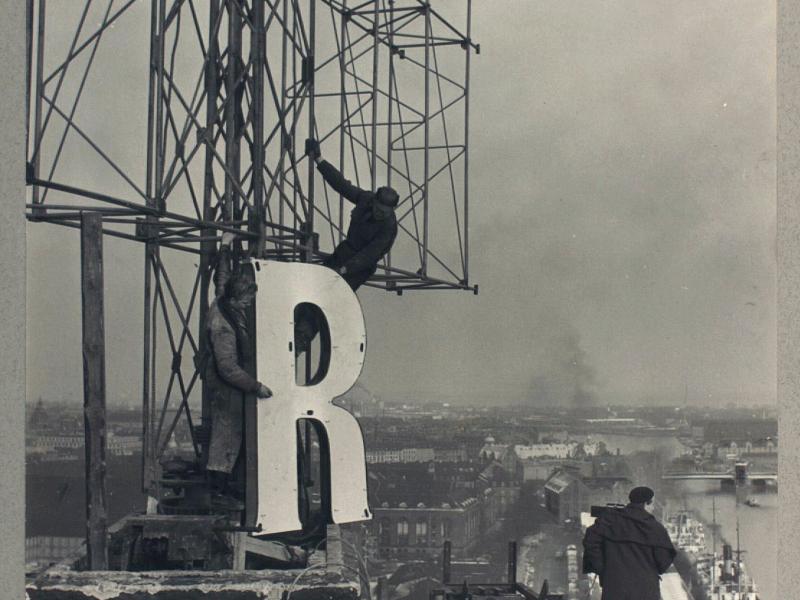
377, 506, 506, 546
378, 518, 451, 545
395, 520, 427, 537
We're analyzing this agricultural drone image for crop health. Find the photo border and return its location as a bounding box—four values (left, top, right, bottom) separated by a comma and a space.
1, 2, 792, 597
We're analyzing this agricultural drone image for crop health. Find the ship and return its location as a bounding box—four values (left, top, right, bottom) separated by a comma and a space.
665, 510, 707, 559
662, 510, 705, 600
694, 543, 760, 600
686, 510, 760, 600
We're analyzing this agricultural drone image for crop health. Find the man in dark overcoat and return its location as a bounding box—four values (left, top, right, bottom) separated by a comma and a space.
582, 486, 677, 600
205, 232, 272, 502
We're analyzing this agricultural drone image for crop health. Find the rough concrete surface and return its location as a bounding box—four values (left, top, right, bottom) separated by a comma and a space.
25, 525, 360, 600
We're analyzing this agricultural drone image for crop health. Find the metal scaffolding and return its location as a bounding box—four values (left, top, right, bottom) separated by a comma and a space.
26, 0, 476, 508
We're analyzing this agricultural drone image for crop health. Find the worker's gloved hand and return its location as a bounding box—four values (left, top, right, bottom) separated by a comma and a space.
221, 231, 236, 247
256, 384, 273, 399
305, 138, 321, 161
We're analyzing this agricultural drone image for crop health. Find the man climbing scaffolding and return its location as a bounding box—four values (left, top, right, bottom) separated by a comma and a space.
295, 138, 400, 352
205, 231, 273, 508
305, 137, 399, 290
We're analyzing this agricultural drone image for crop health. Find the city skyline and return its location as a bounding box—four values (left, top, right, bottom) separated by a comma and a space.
25, 392, 777, 598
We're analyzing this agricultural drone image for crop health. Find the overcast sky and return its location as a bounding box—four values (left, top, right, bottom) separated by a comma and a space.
27, 1, 776, 408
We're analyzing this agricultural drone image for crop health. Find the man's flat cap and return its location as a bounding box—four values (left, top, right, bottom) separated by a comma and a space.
629, 486, 655, 504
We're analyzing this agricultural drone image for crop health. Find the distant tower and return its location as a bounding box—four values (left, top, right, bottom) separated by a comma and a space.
29, 397, 48, 431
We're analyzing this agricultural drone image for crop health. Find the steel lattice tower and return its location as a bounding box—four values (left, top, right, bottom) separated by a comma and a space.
26, 0, 477, 511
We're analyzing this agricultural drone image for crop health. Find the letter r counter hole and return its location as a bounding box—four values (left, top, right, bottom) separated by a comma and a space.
294, 303, 331, 386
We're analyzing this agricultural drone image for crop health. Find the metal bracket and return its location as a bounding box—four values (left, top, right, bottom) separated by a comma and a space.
196, 126, 212, 147
135, 218, 158, 241
302, 56, 315, 86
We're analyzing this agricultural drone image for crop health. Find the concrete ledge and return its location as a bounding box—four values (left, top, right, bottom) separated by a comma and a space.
27, 569, 359, 600
26, 526, 360, 600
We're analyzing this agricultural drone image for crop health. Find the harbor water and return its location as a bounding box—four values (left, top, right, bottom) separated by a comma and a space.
586, 433, 776, 600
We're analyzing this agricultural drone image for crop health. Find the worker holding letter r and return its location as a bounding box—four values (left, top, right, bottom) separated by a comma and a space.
204, 231, 272, 505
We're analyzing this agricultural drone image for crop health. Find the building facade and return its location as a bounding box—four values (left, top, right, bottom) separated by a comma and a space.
372, 499, 483, 559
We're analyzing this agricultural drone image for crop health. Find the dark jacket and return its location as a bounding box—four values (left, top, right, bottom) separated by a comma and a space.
206, 246, 257, 394
204, 246, 259, 473
317, 159, 398, 275
205, 298, 259, 396
204, 297, 258, 473
582, 505, 676, 600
